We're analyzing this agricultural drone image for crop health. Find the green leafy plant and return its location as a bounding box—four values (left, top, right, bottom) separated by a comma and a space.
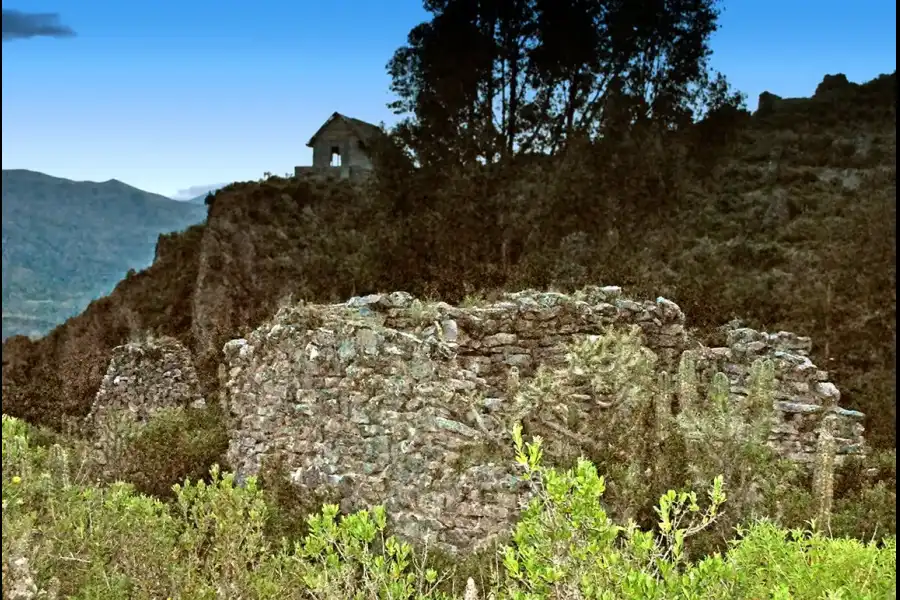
2, 414, 896, 599
106, 405, 229, 499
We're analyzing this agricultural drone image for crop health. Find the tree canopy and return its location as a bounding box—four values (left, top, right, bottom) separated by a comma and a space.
386, 0, 745, 167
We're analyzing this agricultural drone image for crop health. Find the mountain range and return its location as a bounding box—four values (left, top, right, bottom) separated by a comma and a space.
1, 169, 207, 339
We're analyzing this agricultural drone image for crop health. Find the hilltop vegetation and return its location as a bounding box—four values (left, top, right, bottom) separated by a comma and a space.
1, 170, 206, 340
2, 72, 894, 453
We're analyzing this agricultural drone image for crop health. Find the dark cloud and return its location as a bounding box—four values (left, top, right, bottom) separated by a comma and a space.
2, 9, 75, 42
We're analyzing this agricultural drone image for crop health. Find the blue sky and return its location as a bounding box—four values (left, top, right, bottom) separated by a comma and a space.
2, 0, 896, 198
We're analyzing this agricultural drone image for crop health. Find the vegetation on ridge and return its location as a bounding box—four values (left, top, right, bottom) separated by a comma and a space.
386, 0, 744, 167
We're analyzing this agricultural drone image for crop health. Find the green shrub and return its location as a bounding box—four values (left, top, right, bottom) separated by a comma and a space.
829, 449, 897, 541
256, 451, 342, 546
493, 424, 895, 599
3, 414, 895, 599
513, 327, 802, 555
107, 404, 229, 499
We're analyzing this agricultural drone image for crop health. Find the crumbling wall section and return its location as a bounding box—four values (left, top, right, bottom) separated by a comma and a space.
220, 306, 524, 553
698, 326, 865, 462
376, 286, 687, 390
86, 336, 206, 472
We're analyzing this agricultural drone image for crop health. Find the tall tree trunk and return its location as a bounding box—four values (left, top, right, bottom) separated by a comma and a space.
507, 52, 520, 154
500, 53, 508, 154
564, 68, 581, 135
483, 10, 498, 162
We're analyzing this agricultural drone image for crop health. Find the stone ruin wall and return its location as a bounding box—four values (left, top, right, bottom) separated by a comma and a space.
216, 286, 866, 554
85, 336, 206, 474
81, 287, 867, 554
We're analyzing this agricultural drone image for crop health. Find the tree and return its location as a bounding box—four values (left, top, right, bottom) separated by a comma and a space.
387, 0, 499, 167
386, 0, 744, 167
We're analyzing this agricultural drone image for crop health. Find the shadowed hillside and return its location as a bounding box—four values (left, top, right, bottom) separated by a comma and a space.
1, 170, 207, 339
2, 72, 895, 447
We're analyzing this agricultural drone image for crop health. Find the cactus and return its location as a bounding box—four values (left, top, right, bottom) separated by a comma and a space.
813, 413, 838, 531
656, 371, 674, 441
708, 372, 731, 414
677, 350, 700, 415
745, 358, 776, 442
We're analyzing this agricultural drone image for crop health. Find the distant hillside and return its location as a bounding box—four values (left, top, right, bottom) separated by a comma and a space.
1, 170, 207, 339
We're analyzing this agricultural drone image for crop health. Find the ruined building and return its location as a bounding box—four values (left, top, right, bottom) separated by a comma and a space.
294, 112, 383, 180
87, 287, 867, 555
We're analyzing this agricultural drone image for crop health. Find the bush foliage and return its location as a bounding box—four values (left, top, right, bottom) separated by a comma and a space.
100, 404, 230, 499
2, 414, 895, 599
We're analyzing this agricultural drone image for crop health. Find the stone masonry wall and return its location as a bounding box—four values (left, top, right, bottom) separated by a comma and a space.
696, 326, 865, 462
219, 286, 866, 554
294, 165, 372, 182
86, 336, 206, 472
